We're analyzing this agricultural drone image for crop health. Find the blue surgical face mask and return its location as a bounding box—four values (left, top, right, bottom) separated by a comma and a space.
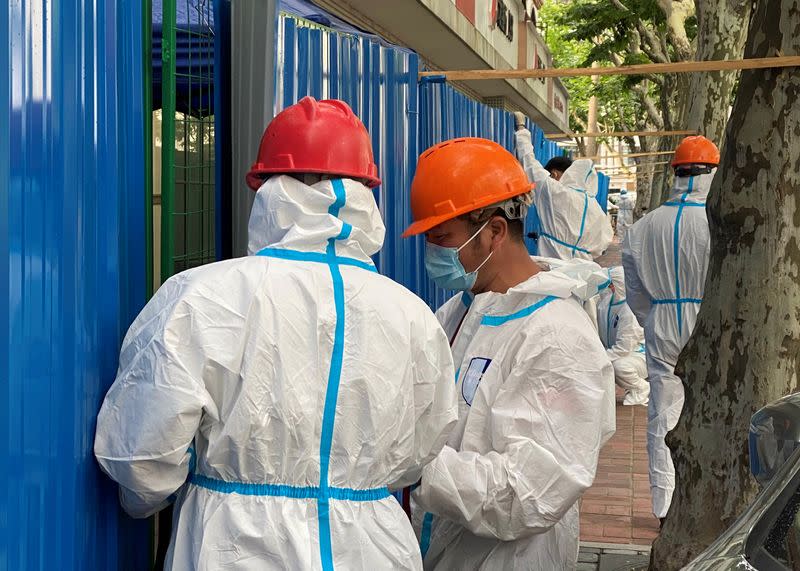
425, 221, 494, 291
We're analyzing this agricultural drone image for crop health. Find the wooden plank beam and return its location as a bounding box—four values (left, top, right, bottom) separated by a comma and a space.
579, 150, 676, 160
547, 129, 696, 140
418, 55, 800, 81
606, 170, 665, 178
598, 161, 671, 172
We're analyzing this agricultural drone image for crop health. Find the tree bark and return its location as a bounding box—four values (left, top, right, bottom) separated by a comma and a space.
651, 0, 800, 568
657, 0, 695, 60
685, 0, 752, 149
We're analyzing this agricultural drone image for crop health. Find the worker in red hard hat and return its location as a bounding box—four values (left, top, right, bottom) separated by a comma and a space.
404, 137, 616, 570
622, 134, 720, 523
95, 96, 457, 570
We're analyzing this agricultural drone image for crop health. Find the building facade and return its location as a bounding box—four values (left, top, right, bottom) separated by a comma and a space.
312, 0, 570, 133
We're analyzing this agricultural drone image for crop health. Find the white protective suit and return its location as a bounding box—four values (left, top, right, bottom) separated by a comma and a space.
515, 128, 613, 261
412, 257, 616, 571
616, 192, 635, 241
622, 170, 712, 518
597, 266, 649, 406
94, 175, 459, 570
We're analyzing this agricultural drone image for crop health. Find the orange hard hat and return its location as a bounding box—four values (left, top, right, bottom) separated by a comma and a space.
672, 135, 720, 168
403, 137, 533, 237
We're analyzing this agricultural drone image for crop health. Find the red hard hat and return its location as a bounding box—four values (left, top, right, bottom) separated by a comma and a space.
403, 138, 534, 237
246, 96, 381, 190
672, 135, 720, 167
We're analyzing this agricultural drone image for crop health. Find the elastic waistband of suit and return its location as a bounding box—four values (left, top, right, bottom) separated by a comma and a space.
188, 472, 391, 502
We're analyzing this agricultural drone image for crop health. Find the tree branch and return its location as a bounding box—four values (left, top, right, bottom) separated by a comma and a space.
634, 84, 665, 129
611, 6, 670, 63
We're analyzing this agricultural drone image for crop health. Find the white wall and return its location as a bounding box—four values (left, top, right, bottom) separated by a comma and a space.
473, 0, 521, 68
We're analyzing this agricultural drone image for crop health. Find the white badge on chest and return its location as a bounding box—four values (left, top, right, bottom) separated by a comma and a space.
461, 357, 492, 406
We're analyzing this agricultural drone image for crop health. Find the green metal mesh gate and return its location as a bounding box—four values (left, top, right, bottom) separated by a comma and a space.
151, 0, 217, 564
160, 0, 216, 284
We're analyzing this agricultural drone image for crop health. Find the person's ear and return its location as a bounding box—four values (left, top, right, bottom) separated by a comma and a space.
487, 216, 508, 247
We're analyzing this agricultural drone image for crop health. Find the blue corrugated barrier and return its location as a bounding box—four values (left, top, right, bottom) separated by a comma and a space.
597, 172, 611, 213
1, 2, 615, 564
276, 14, 426, 300
1, 0, 150, 569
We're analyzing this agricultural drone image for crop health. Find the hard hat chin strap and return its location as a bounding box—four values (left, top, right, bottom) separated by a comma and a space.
674, 164, 715, 178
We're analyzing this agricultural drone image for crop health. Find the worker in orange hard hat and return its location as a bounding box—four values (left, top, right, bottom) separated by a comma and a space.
404, 137, 616, 570
96, 96, 458, 571
622, 134, 720, 523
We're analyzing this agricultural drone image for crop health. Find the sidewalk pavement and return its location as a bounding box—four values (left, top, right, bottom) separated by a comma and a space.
579, 236, 661, 548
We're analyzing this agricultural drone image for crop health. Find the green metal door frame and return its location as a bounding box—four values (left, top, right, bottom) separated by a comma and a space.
160, 0, 177, 283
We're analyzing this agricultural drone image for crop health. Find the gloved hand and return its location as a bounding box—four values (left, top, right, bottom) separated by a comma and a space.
513, 111, 527, 131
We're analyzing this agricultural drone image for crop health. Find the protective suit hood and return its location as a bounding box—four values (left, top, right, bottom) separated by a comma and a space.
527, 256, 611, 302
248, 175, 385, 259
559, 159, 598, 198
607, 265, 626, 299
668, 169, 716, 203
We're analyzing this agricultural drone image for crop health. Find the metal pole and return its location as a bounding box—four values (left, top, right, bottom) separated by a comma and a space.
230, 0, 277, 256
161, 0, 176, 281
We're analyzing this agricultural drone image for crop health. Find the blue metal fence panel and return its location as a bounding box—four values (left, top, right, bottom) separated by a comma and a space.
275, 15, 594, 310
596, 172, 611, 213
275, 14, 425, 300
1, 1, 149, 569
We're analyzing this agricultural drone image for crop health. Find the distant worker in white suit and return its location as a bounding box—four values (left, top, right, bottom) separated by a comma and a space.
513, 112, 613, 262
616, 189, 635, 241
597, 266, 649, 406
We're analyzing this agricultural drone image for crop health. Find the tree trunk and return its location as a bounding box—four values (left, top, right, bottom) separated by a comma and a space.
649, 135, 675, 211
651, 0, 800, 568
631, 139, 653, 219
685, 0, 751, 149
634, 170, 653, 219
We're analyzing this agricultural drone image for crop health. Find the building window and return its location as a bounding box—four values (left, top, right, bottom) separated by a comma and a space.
536, 55, 545, 83
495, 0, 514, 42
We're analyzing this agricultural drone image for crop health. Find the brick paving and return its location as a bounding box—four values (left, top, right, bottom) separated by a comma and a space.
579, 236, 662, 546
580, 401, 660, 545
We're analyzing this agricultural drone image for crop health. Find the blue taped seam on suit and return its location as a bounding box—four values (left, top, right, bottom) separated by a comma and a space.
664, 201, 705, 207
572, 190, 589, 256
605, 298, 627, 341
672, 177, 694, 333
584, 163, 595, 182
481, 295, 558, 326
318, 178, 350, 571
420, 512, 434, 558
250, 181, 385, 570
187, 446, 197, 473
539, 232, 591, 255
651, 298, 703, 305
604, 269, 614, 339
188, 473, 390, 501
256, 247, 376, 272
